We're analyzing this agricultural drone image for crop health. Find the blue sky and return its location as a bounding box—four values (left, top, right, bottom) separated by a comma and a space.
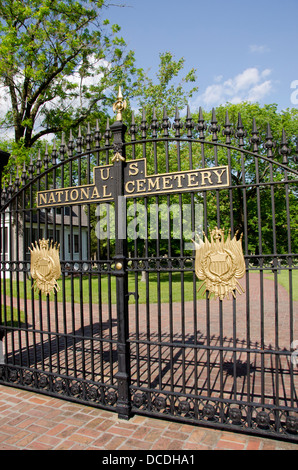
107, 0, 298, 111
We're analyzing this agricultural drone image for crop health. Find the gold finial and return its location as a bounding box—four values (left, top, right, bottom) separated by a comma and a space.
112, 86, 127, 121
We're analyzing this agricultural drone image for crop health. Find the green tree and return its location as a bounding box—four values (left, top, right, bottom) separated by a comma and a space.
87, 52, 198, 259
190, 103, 298, 255
0, 0, 141, 148
133, 52, 197, 120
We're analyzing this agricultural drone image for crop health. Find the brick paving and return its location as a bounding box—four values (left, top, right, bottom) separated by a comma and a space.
1, 272, 297, 450
0, 385, 297, 451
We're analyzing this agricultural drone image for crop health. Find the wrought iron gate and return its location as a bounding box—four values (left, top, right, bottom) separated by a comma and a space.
0, 93, 297, 441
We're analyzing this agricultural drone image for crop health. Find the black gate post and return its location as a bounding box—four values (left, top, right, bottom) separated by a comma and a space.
110, 117, 131, 420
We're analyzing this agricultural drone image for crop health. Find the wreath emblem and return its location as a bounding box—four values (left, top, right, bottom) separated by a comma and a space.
193, 227, 245, 300
29, 238, 61, 295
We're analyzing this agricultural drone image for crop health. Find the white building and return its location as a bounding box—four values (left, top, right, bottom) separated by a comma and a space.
1, 205, 89, 278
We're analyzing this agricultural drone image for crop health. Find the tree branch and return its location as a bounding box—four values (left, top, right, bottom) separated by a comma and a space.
30, 126, 62, 146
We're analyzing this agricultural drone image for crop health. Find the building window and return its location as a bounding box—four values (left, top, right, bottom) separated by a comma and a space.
74, 234, 79, 253
48, 229, 60, 245
55, 207, 70, 216
68, 234, 79, 253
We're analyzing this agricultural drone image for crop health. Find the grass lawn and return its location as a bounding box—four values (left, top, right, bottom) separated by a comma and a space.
265, 269, 298, 301
2, 270, 297, 306
3, 272, 204, 305
0, 306, 26, 327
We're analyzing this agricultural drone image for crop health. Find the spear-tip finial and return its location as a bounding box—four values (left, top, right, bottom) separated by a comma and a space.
112, 86, 127, 122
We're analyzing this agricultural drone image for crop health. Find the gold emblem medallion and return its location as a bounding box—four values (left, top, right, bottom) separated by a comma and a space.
29, 238, 61, 295
193, 227, 246, 300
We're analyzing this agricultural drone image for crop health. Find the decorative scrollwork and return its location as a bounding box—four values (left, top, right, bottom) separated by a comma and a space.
228, 407, 242, 425
133, 392, 146, 408
9, 369, 18, 382
87, 386, 99, 402
39, 375, 49, 389
286, 416, 298, 434
256, 411, 270, 429
54, 379, 64, 393
202, 404, 216, 420
106, 390, 117, 406
23, 372, 33, 385
112, 142, 125, 163
70, 383, 81, 397
178, 400, 190, 415
154, 396, 166, 411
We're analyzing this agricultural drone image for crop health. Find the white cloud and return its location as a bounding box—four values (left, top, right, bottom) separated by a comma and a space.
214, 74, 223, 83
249, 44, 270, 54
246, 80, 272, 102
191, 67, 273, 109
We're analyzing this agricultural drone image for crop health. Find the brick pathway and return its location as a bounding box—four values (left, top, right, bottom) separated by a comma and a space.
0, 385, 297, 451
1, 272, 297, 450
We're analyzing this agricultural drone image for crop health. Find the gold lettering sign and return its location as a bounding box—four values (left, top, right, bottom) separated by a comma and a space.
193, 227, 245, 300
37, 163, 114, 208
29, 239, 61, 296
123, 160, 229, 197
37, 159, 229, 209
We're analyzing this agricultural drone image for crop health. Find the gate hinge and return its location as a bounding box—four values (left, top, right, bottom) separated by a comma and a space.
126, 292, 139, 300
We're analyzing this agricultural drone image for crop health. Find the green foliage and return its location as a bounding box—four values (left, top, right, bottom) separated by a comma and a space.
132, 52, 198, 120
190, 103, 298, 255
0, 0, 143, 147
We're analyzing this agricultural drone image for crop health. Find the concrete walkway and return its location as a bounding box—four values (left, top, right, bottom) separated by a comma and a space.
0, 385, 297, 451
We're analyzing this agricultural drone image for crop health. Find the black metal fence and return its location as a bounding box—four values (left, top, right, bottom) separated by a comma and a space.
0, 104, 297, 441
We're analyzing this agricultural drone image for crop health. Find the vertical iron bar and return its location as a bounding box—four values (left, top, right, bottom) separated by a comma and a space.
211, 112, 224, 420
1, 210, 7, 362
36, 166, 45, 371
269, 155, 279, 427
177, 137, 186, 394
164, 124, 174, 413
21, 186, 30, 368
253, 148, 263, 421
200, 136, 210, 398
0, 151, 9, 371
60, 150, 68, 378
51, 162, 60, 375
15, 193, 22, 368
96, 144, 104, 387
29, 174, 37, 369
131, 123, 140, 389
282, 153, 293, 411
44, 159, 53, 376
283, 169, 294, 410
151, 114, 161, 393
237, 117, 249, 417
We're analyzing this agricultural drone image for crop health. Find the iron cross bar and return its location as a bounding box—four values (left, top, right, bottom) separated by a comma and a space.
36, 159, 229, 209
